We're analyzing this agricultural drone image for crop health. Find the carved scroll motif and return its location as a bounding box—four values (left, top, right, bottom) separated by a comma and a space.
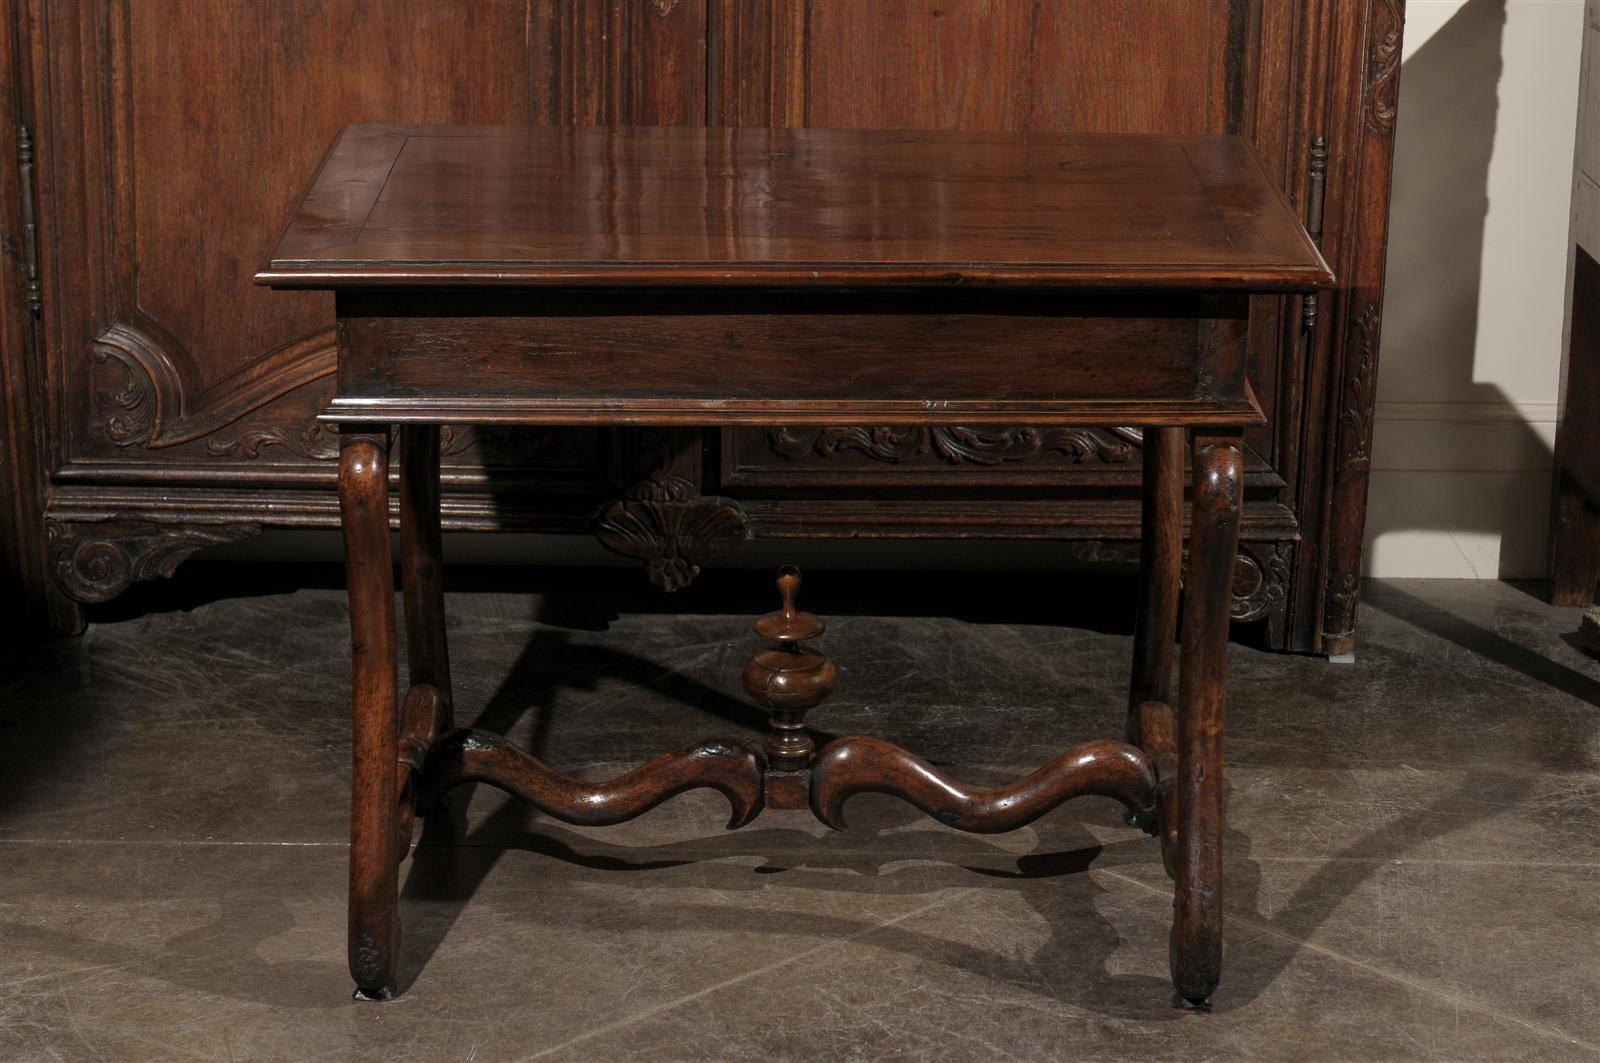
47, 519, 261, 603
92, 323, 335, 449
769, 425, 1140, 466
206, 421, 342, 460
1363, 0, 1403, 137
204, 420, 542, 462
1231, 542, 1293, 624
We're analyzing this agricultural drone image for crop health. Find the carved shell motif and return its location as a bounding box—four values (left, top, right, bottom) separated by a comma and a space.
595, 497, 753, 592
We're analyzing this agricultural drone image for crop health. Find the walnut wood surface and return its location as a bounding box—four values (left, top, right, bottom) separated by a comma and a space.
1171, 430, 1244, 1006
809, 735, 1156, 834
399, 426, 452, 726
259, 125, 1331, 292
1130, 699, 1179, 878
744, 566, 835, 784
14, 0, 1403, 658
1129, 427, 1184, 713
423, 730, 765, 830
329, 288, 1263, 428
1128, 426, 1184, 876
339, 425, 1244, 1006
393, 682, 446, 857
339, 431, 399, 1000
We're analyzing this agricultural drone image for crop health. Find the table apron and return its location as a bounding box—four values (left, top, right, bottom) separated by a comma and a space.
328, 289, 1257, 427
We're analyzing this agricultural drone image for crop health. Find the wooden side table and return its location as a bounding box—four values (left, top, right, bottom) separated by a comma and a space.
259, 124, 1331, 1006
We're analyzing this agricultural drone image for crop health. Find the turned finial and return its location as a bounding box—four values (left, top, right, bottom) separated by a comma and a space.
744, 566, 835, 778
754, 564, 825, 643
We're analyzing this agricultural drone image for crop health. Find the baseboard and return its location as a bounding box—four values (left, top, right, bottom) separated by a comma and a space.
1365, 399, 1557, 578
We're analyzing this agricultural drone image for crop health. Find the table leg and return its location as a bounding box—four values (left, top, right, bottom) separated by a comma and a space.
1128, 427, 1183, 872
1171, 428, 1242, 1007
340, 429, 400, 1001
400, 425, 452, 728
1129, 427, 1184, 715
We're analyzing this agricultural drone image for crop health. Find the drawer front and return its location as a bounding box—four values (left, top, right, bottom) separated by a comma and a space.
338, 291, 1247, 426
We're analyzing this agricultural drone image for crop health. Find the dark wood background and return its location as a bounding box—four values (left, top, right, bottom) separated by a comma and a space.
0, 0, 1403, 653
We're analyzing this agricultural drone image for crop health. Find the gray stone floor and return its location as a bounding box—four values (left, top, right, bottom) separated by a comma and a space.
0, 568, 1596, 1061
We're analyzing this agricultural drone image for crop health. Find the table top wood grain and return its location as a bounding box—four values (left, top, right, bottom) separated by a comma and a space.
257, 124, 1332, 292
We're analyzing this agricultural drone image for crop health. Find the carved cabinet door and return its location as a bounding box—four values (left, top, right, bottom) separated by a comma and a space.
701, 0, 1402, 654
29, 0, 705, 605
12, 0, 1400, 655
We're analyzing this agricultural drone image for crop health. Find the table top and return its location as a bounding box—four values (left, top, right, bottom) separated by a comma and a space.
258, 125, 1332, 292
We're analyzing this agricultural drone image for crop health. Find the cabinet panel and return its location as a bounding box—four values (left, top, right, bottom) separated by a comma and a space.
798, 0, 1239, 134
710, 0, 1291, 494
40, 0, 704, 487
14, 0, 1401, 656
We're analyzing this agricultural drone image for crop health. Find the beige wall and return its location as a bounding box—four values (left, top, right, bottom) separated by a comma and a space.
1365, 0, 1585, 577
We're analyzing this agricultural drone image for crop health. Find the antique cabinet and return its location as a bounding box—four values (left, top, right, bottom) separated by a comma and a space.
0, 0, 1402, 653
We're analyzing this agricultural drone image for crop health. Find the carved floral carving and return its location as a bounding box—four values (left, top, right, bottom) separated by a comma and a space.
768, 425, 1140, 466
204, 419, 542, 462
1363, 0, 1402, 136
47, 519, 261, 604
1322, 300, 1385, 641
207, 421, 341, 460
1336, 303, 1381, 484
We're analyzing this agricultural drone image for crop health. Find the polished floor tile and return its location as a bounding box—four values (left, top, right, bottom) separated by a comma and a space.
0, 569, 1596, 1060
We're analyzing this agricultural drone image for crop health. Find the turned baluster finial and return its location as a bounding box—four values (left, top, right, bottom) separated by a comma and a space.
775, 566, 800, 621
744, 566, 835, 800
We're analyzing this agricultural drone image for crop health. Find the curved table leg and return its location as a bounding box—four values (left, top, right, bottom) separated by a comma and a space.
1171, 429, 1242, 1007
341, 429, 400, 1002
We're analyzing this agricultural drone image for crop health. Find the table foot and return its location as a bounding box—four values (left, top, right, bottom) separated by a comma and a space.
341, 430, 401, 997
421, 730, 766, 830
809, 735, 1156, 834
353, 984, 395, 1004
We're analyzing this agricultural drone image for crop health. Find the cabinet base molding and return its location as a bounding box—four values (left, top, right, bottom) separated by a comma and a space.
46, 518, 261, 604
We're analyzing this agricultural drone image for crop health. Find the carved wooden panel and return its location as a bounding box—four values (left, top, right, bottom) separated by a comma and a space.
802, 0, 1241, 133
37, 0, 707, 491
713, 0, 1244, 133
719, 428, 1286, 488
11, 0, 1401, 655
711, 0, 1293, 495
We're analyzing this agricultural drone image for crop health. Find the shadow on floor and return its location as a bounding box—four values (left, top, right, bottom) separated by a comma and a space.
391, 607, 1537, 1019
83, 561, 1149, 639
1364, 581, 1600, 710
